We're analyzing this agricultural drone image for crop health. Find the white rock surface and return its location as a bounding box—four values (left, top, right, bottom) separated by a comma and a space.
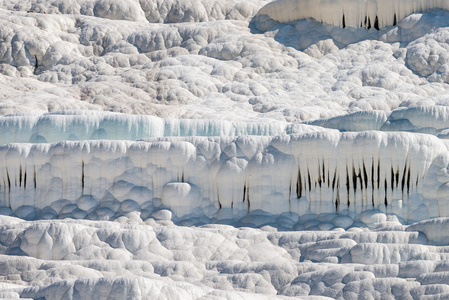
256, 0, 449, 29
0, 216, 446, 299
2, 2, 449, 123
2, 0, 449, 299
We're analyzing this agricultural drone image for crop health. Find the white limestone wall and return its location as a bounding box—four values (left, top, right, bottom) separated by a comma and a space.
257, 0, 449, 29
0, 111, 290, 144
1, 131, 448, 222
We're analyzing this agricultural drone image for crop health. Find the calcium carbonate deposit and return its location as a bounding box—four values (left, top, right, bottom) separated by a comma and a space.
3, 0, 449, 299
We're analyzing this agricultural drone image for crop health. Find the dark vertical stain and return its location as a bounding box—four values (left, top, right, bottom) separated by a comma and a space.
5, 167, 11, 209
34, 166, 37, 189
384, 178, 388, 206
247, 184, 251, 211
217, 193, 222, 209
288, 178, 292, 200
371, 156, 372, 203
393, 13, 397, 26
19, 165, 22, 187
6, 167, 11, 193
367, 17, 372, 29
322, 160, 326, 185
331, 168, 337, 190
406, 168, 411, 194
5, 168, 10, 209
374, 16, 379, 30
307, 168, 311, 192
346, 166, 350, 206
358, 169, 363, 194
318, 160, 322, 188
243, 184, 246, 202
377, 158, 380, 189
401, 162, 407, 193
24, 171, 27, 190
296, 166, 302, 198
352, 165, 357, 191
181, 171, 184, 183
362, 162, 368, 190
81, 160, 85, 193
336, 179, 340, 210
34, 55, 38, 75
395, 168, 400, 188
342, 14, 346, 28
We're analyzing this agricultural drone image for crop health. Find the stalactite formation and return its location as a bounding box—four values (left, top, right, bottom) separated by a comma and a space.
0, 132, 446, 221
256, 0, 449, 29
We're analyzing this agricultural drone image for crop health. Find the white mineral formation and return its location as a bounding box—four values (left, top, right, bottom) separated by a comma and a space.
256, 0, 449, 29
1, 130, 449, 224
1, 0, 449, 298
